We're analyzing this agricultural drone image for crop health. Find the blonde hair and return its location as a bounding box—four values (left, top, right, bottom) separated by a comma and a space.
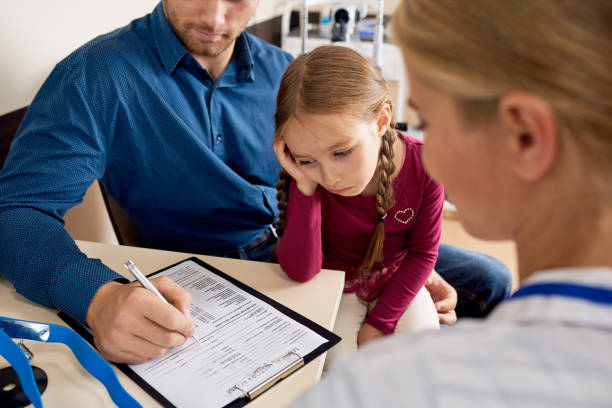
274, 45, 396, 271
392, 0, 612, 177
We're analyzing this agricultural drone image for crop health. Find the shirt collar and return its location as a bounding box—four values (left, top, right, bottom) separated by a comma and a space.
233, 32, 255, 83
489, 267, 612, 331
151, 2, 188, 75
150, 2, 254, 82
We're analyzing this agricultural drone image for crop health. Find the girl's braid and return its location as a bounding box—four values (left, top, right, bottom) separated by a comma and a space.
275, 168, 292, 237
359, 128, 397, 272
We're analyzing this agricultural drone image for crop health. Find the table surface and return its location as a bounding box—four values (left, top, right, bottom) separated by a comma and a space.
0, 241, 345, 408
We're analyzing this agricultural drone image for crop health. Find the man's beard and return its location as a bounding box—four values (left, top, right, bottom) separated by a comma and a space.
187, 33, 236, 57
182, 23, 243, 58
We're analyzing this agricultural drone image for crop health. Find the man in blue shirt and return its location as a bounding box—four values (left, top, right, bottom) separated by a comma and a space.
0, 0, 291, 363
0, 0, 511, 364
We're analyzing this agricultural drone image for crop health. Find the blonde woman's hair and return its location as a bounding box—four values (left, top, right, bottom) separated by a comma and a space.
393, 0, 612, 178
274, 45, 396, 272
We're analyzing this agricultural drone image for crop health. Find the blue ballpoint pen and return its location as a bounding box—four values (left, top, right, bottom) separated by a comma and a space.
123, 260, 200, 347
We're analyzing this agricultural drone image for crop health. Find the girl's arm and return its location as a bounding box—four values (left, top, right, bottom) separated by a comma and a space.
277, 180, 324, 282
364, 175, 445, 334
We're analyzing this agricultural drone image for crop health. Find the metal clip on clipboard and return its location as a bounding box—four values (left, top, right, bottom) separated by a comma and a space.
229, 349, 305, 400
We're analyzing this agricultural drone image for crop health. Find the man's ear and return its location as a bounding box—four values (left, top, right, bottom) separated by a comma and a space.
376, 104, 393, 136
498, 92, 558, 182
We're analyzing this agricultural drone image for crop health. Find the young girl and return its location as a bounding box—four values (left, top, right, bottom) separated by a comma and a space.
273, 45, 442, 364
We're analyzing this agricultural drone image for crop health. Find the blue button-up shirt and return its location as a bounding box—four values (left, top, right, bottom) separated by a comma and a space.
0, 3, 292, 323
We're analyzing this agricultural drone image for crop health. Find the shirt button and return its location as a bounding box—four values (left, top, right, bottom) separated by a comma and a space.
216, 134, 222, 141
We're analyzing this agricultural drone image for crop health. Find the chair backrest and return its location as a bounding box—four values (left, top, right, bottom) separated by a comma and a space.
58, 180, 145, 246
99, 186, 145, 247
63, 180, 119, 244
0, 107, 27, 171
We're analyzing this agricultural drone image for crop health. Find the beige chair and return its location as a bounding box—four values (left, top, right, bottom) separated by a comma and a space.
64, 180, 144, 246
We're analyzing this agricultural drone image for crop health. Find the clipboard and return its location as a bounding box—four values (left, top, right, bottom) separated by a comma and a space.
59, 257, 341, 408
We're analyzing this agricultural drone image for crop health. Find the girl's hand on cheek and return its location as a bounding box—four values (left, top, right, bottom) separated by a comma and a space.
273, 139, 319, 196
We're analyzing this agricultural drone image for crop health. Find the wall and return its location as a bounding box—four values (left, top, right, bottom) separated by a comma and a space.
0, 0, 401, 116
254, 0, 400, 21
253, 1, 286, 25
0, 0, 159, 115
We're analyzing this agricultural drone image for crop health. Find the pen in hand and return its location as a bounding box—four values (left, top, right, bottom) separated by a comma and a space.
123, 260, 200, 347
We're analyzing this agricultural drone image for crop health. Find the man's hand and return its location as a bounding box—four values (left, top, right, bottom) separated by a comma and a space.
357, 322, 385, 347
273, 139, 319, 196
425, 270, 458, 325
86, 277, 195, 364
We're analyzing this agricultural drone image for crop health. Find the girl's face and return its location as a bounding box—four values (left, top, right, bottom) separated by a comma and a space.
407, 69, 521, 240
282, 112, 384, 196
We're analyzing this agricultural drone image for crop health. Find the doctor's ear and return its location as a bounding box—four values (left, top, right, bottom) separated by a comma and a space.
376, 104, 392, 136
498, 92, 558, 182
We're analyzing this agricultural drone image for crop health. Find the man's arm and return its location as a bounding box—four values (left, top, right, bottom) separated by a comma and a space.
0, 207, 124, 322
0, 63, 117, 322
0, 63, 193, 363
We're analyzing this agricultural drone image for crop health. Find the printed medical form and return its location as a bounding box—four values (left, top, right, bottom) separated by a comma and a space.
129, 260, 329, 407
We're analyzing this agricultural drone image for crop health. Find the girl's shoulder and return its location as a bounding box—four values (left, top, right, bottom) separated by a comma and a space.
396, 129, 424, 153
391, 131, 441, 208
395, 130, 426, 178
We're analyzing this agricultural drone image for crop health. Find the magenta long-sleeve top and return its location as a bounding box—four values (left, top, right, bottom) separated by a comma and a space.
278, 133, 444, 334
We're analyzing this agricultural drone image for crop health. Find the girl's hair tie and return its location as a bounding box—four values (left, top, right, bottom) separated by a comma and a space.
377, 213, 387, 223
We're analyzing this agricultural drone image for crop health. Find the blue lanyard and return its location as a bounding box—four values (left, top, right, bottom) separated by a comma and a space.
0, 316, 142, 408
511, 282, 612, 306
0, 327, 42, 407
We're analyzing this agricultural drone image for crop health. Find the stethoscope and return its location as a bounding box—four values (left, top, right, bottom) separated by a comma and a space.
511, 281, 612, 306
0, 316, 142, 408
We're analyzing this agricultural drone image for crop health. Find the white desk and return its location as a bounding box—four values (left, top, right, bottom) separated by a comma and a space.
0, 241, 345, 408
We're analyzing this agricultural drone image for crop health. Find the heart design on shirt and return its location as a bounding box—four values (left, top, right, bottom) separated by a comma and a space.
394, 208, 415, 224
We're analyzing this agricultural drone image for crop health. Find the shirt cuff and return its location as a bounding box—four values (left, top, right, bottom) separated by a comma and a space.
51, 257, 127, 326
364, 313, 397, 335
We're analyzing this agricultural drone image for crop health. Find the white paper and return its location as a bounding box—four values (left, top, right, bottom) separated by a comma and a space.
129, 260, 328, 408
